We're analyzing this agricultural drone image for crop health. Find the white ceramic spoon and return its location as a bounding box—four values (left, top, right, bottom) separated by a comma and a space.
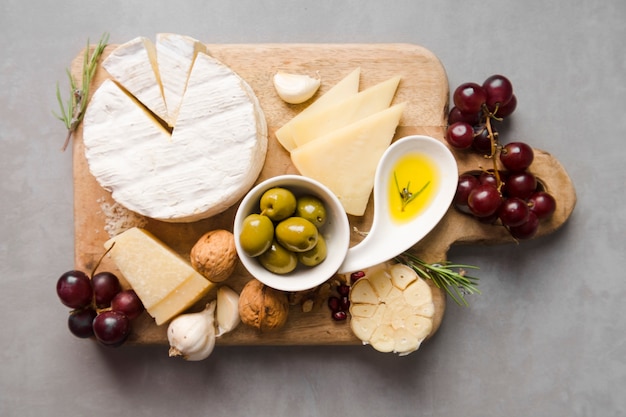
338, 135, 458, 274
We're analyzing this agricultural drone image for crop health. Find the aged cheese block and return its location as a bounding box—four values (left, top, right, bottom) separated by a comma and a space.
83, 34, 268, 223
291, 103, 406, 216
104, 227, 214, 325
290, 75, 401, 148
275, 67, 361, 152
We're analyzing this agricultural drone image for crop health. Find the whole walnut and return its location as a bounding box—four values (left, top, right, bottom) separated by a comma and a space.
238, 279, 289, 331
190, 229, 237, 283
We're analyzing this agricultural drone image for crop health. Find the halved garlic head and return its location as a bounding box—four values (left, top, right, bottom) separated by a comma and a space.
348, 262, 435, 356
273, 72, 321, 104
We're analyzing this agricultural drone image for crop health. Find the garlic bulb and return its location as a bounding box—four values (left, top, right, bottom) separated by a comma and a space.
273, 72, 321, 104
167, 301, 216, 361
216, 286, 240, 336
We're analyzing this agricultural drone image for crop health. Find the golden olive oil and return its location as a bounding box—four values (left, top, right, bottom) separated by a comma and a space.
388, 152, 439, 223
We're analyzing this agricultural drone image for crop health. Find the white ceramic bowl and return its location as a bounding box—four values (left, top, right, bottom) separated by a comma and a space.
234, 175, 350, 292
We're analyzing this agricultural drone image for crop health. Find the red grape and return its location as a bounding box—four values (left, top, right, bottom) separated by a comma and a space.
528, 191, 556, 219
110, 290, 144, 320
92, 271, 122, 308
495, 94, 517, 118
453, 82, 487, 114
483, 74, 514, 109
448, 106, 480, 125
468, 184, 502, 217
337, 284, 350, 297
472, 126, 494, 155
446, 122, 474, 149
500, 142, 534, 172
504, 172, 537, 200
68, 308, 97, 338
454, 174, 480, 213
508, 212, 539, 240
498, 197, 530, 227
478, 171, 499, 188
92, 310, 130, 347
56, 270, 93, 309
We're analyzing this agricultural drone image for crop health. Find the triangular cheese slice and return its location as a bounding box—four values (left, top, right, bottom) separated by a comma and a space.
275, 67, 360, 152
291, 75, 401, 148
103, 36, 170, 125
291, 103, 406, 216
156, 33, 208, 125
104, 227, 213, 325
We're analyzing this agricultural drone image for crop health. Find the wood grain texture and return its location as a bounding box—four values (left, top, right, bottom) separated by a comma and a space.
70, 43, 575, 346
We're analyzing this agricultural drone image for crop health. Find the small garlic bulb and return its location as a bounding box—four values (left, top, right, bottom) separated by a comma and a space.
216, 286, 240, 337
167, 301, 216, 361
273, 72, 321, 104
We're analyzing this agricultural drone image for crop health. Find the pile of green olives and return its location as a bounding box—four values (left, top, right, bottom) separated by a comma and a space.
239, 187, 328, 274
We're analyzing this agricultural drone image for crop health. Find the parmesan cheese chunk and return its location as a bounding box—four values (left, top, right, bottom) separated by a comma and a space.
105, 227, 214, 325
290, 103, 406, 216
275, 67, 360, 152
290, 75, 401, 148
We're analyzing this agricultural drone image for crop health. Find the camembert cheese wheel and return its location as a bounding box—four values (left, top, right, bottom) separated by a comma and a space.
84, 34, 267, 223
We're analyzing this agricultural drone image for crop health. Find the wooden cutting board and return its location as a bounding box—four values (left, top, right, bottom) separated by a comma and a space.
70, 43, 576, 346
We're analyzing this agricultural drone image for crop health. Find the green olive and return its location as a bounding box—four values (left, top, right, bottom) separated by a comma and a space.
239, 214, 274, 257
258, 240, 298, 274
296, 195, 327, 228
275, 217, 318, 252
260, 187, 297, 221
297, 233, 327, 267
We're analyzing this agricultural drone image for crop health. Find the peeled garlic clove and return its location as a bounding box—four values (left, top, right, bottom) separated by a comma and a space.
167, 301, 216, 361
273, 72, 321, 104
216, 286, 240, 336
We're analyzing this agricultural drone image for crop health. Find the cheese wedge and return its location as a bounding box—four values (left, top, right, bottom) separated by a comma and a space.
102, 36, 170, 125
275, 67, 360, 152
156, 33, 208, 125
290, 75, 401, 148
291, 103, 406, 216
84, 45, 267, 223
105, 227, 214, 325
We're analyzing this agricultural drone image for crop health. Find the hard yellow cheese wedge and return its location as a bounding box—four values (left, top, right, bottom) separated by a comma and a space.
275, 67, 360, 152
104, 227, 213, 325
290, 103, 406, 216
290, 75, 401, 148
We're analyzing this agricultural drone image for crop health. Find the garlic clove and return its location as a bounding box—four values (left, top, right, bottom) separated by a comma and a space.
273, 72, 321, 104
216, 286, 240, 336
167, 301, 216, 361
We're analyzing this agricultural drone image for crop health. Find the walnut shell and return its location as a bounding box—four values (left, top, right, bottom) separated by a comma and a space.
190, 229, 237, 283
238, 279, 289, 331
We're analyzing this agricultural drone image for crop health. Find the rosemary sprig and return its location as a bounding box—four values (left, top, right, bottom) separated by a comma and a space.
395, 252, 480, 307
393, 171, 430, 212
54, 32, 109, 151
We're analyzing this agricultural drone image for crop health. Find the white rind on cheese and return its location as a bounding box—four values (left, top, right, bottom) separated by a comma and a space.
156, 33, 208, 125
167, 52, 267, 221
84, 41, 267, 223
102, 36, 170, 125
291, 103, 406, 216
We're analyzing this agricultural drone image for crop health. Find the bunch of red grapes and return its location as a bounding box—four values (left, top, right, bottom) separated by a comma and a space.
56, 257, 144, 347
446, 74, 556, 239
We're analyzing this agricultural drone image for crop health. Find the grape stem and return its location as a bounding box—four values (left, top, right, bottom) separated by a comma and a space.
482, 104, 503, 192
